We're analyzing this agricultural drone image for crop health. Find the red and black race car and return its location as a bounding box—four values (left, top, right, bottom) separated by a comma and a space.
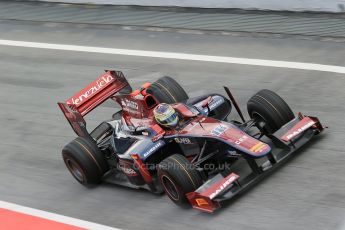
58, 70, 324, 213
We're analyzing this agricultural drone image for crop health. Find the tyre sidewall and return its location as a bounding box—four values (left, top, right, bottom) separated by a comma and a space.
157, 154, 202, 207
62, 137, 108, 187
248, 89, 295, 133
158, 169, 188, 206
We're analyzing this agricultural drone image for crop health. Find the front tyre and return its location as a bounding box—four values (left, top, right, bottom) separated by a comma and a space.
158, 154, 203, 207
62, 137, 109, 187
247, 89, 295, 134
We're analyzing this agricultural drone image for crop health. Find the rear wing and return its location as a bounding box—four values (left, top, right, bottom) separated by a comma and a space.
58, 70, 130, 136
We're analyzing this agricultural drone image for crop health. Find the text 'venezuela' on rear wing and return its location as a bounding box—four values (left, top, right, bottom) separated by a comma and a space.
57, 70, 130, 137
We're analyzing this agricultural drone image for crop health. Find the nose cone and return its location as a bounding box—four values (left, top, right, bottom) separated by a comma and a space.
219, 126, 271, 157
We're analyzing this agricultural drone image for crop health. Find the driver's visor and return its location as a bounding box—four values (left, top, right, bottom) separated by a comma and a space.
158, 112, 178, 125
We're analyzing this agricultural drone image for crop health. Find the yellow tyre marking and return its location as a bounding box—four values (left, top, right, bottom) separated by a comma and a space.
255, 94, 285, 122
74, 139, 102, 173
154, 82, 178, 103
170, 155, 197, 189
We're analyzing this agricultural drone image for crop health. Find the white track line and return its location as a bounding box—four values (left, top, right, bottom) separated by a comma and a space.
0, 200, 120, 230
1, 39, 345, 74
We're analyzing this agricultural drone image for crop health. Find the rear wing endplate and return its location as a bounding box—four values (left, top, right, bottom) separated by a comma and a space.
58, 70, 130, 136
58, 102, 89, 137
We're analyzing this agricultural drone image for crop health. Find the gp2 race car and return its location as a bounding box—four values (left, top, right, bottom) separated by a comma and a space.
58, 70, 324, 213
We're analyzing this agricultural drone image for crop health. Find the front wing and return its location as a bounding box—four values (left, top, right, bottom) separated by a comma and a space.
186, 113, 324, 213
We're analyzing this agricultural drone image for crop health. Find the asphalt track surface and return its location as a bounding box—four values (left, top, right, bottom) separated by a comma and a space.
0, 20, 345, 230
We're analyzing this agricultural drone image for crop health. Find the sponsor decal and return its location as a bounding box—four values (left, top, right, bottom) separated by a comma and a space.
209, 174, 239, 199
142, 141, 164, 158
121, 98, 139, 110
118, 164, 138, 176
211, 124, 229, 137
67, 74, 114, 105
250, 142, 267, 153
235, 135, 248, 145
227, 150, 241, 157
175, 137, 192, 144
121, 98, 141, 115
152, 133, 164, 142
284, 120, 315, 141
122, 107, 141, 115
195, 198, 209, 206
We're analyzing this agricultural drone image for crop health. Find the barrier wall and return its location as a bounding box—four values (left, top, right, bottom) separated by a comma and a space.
40, 0, 345, 12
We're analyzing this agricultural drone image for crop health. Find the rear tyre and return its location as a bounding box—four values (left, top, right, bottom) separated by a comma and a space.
158, 154, 203, 207
62, 137, 109, 187
146, 76, 189, 104
247, 89, 295, 134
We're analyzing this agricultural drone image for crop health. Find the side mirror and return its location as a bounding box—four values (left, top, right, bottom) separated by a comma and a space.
200, 96, 213, 108
200, 96, 213, 114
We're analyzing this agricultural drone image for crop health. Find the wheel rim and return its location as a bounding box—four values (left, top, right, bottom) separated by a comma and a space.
252, 111, 273, 133
65, 158, 85, 183
161, 175, 180, 201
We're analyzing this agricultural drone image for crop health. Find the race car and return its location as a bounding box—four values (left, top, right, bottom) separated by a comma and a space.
58, 70, 324, 213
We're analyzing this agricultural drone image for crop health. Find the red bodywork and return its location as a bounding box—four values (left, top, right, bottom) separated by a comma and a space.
281, 116, 322, 142
131, 154, 153, 184
186, 173, 240, 213
58, 70, 159, 136
58, 71, 130, 137
58, 70, 272, 157
66, 70, 129, 116
166, 116, 271, 157
58, 70, 324, 214
185, 114, 324, 213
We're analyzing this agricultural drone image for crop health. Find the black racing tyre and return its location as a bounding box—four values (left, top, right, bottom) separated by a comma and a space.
146, 76, 189, 104
90, 122, 112, 141
247, 89, 295, 134
62, 137, 109, 187
158, 154, 203, 207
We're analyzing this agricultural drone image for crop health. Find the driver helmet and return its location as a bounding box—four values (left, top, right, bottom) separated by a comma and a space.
153, 103, 179, 128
